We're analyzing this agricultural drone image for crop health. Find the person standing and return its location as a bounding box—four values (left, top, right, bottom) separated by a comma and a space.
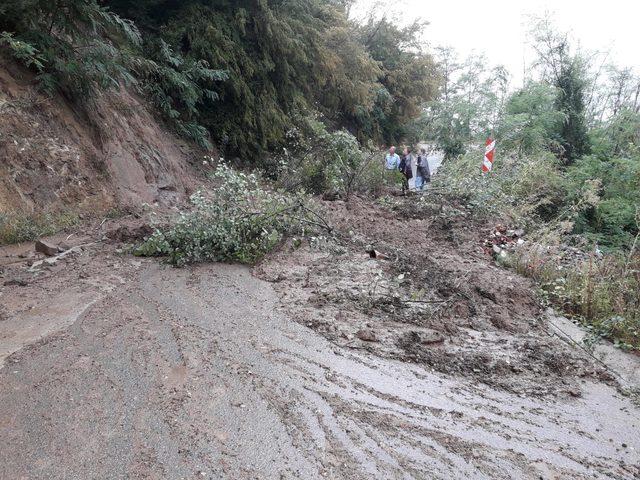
385, 146, 400, 170
415, 148, 431, 190
399, 146, 413, 194
384, 146, 402, 190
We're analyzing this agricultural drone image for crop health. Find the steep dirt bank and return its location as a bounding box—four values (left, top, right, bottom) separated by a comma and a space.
0, 56, 204, 218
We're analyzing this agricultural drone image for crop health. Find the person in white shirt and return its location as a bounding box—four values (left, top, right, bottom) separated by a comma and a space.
385, 146, 400, 170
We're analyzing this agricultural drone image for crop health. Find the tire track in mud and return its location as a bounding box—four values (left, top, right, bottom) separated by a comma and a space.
1, 258, 639, 479
136, 262, 640, 479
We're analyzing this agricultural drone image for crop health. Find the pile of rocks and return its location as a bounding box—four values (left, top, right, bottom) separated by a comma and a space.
483, 224, 525, 258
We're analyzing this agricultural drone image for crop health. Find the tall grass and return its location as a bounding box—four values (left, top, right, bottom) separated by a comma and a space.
0, 211, 80, 245
505, 241, 640, 349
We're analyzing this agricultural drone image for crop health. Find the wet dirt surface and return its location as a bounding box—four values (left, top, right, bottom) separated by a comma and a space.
256, 198, 620, 398
1, 203, 640, 479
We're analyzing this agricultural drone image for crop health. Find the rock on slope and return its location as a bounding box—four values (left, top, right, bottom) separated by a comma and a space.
0, 55, 203, 217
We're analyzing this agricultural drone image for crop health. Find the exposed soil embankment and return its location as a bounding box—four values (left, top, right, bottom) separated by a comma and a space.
0, 56, 203, 218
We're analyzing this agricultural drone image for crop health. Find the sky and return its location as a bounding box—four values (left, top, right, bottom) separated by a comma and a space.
351, 0, 640, 87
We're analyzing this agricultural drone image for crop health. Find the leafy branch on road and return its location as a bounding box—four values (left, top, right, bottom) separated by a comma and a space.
135, 164, 328, 266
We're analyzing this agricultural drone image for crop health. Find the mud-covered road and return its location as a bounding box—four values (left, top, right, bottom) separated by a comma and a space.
1, 231, 639, 479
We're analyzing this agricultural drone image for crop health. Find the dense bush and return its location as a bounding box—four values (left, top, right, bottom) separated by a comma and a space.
274, 115, 386, 198
431, 148, 568, 227
566, 154, 640, 248
135, 165, 318, 266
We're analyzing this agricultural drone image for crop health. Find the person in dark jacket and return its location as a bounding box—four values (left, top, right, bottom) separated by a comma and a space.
399, 146, 413, 194
416, 148, 431, 190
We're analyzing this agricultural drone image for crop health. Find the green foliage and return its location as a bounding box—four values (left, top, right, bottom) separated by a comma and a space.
135, 165, 316, 266
0, 32, 45, 71
106, 1, 370, 157
0, 211, 80, 245
497, 82, 565, 155
554, 60, 591, 163
417, 48, 507, 158
431, 148, 567, 226
274, 115, 386, 198
0, 0, 141, 96
132, 39, 228, 148
354, 17, 438, 144
566, 154, 640, 248
106, 1, 437, 157
0, 0, 226, 146
2, 1, 438, 156
590, 108, 640, 158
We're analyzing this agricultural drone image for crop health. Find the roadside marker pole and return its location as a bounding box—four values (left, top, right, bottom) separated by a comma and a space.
482, 137, 496, 173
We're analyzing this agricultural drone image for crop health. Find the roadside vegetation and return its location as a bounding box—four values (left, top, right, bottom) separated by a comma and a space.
0, 211, 80, 245
0, 0, 437, 155
422, 18, 640, 349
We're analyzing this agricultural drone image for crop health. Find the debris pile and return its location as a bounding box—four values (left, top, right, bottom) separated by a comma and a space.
483, 224, 525, 258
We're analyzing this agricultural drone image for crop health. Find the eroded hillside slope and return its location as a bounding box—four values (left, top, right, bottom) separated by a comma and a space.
0, 56, 202, 218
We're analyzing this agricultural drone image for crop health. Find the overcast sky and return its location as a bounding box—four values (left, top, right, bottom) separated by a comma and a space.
351, 0, 640, 87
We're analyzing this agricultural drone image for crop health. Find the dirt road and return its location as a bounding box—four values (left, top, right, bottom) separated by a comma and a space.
1, 229, 639, 479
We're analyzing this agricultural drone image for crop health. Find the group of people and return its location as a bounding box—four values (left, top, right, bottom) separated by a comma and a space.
384, 146, 431, 192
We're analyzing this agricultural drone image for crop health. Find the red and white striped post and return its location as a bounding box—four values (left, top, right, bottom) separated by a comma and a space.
482, 137, 496, 173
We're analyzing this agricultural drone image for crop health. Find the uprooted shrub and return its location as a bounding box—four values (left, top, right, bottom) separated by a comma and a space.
135, 165, 323, 266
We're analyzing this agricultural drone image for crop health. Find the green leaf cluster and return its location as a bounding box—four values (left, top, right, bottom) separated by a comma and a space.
135, 164, 315, 266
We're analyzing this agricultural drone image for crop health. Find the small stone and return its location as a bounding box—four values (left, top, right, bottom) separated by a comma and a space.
567, 388, 582, 398
356, 329, 378, 342
35, 240, 58, 257
417, 331, 445, 345
3, 279, 28, 287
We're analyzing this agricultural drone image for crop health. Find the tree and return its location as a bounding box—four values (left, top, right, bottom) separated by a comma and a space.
354, 15, 438, 144
417, 49, 509, 158
106, 0, 404, 157
497, 82, 565, 155
554, 59, 591, 163
528, 16, 591, 164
